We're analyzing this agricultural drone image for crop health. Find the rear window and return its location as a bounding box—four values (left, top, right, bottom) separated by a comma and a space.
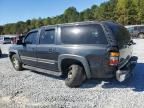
106, 23, 130, 46
4, 37, 11, 41
61, 24, 107, 44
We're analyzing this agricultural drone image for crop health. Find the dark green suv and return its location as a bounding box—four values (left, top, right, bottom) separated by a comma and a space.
9, 21, 137, 87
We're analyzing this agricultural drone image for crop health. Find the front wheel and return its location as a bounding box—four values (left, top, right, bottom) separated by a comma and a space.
65, 64, 86, 88
11, 54, 23, 71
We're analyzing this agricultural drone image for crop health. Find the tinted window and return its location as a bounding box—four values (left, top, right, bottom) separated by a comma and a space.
106, 23, 130, 46
40, 29, 55, 44
139, 26, 144, 30
25, 31, 37, 44
61, 24, 107, 44
4, 37, 11, 41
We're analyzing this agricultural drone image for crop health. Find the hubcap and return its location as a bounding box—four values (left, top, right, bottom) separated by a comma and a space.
13, 58, 19, 68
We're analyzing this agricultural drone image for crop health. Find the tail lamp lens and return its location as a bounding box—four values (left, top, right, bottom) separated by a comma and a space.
109, 52, 120, 66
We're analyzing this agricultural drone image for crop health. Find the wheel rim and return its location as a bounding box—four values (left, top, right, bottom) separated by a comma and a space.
12, 57, 19, 68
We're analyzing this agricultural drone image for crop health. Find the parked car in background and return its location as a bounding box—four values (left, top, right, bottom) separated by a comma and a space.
125, 25, 144, 38
0, 36, 11, 44
9, 21, 136, 87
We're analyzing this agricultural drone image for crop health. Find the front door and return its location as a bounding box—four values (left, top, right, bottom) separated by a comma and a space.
19, 31, 38, 67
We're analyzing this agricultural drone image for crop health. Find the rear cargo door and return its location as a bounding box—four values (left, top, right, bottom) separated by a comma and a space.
107, 23, 133, 67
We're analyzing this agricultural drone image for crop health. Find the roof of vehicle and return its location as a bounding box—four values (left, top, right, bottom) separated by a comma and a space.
41, 20, 117, 28
125, 25, 144, 28
28, 21, 118, 32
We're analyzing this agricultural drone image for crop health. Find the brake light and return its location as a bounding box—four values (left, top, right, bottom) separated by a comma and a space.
109, 52, 120, 66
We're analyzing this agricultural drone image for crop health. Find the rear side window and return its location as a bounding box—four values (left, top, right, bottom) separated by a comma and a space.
61, 24, 107, 44
106, 23, 130, 46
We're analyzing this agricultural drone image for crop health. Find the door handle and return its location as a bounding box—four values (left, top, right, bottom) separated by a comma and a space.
48, 48, 56, 53
49, 48, 53, 53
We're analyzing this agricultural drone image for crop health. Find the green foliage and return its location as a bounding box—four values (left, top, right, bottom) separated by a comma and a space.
64, 7, 79, 23
0, 26, 3, 35
0, 0, 144, 35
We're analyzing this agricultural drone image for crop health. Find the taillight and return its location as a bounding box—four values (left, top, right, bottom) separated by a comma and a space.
109, 52, 120, 66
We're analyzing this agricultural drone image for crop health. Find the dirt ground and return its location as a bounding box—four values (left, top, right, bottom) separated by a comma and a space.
0, 39, 144, 108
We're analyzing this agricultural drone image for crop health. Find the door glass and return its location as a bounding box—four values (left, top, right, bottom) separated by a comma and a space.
40, 29, 55, 44
25, 31, 38, 44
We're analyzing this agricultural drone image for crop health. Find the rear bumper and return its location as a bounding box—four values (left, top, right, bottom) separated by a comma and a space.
116, 56, 137, 82
90, 56, 137, 79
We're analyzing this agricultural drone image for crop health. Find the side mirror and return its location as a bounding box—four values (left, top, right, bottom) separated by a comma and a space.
16, 39, 23, 45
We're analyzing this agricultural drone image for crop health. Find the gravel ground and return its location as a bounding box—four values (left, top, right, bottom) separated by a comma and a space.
0, 39, 144, 108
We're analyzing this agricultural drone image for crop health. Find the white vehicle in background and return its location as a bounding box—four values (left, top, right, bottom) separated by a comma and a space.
0, 36, 11, 44
125, 25, 144, 38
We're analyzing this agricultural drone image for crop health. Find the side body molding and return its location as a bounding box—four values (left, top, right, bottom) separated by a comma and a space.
58, 54, 91, 79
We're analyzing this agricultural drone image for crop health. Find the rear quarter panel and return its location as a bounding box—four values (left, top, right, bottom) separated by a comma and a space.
57, 44, 113, 78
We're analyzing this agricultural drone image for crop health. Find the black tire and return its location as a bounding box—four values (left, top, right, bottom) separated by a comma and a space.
11, 54, 23, 71
65, 64, 86, 88
138, 33, 144, 39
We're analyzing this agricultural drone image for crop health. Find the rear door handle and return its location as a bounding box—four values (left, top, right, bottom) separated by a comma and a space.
49, 48, 53, 53
49, 48, 56, 53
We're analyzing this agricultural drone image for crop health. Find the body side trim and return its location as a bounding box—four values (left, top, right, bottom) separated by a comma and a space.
21, 56, 56, 64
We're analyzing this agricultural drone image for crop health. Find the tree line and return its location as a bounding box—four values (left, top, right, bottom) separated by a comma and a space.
0, 0, 144, 35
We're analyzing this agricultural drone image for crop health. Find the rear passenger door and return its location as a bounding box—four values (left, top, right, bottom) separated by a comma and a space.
36, 27, 59, 71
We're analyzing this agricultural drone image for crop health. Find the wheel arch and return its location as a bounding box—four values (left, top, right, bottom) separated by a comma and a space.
9, 50, 22, 63
58, 54, 91, 79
